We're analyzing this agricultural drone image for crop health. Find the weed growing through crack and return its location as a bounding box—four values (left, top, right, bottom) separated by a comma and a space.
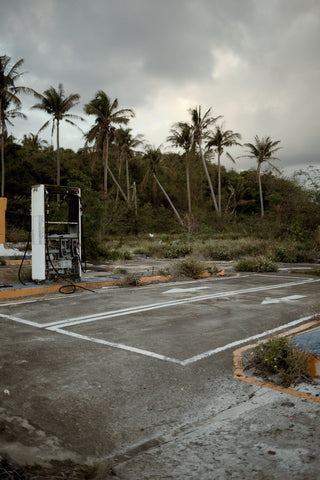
252, 337, 310, 387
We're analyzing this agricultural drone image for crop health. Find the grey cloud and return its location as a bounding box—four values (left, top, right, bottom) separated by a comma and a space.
1, 0, 319, 172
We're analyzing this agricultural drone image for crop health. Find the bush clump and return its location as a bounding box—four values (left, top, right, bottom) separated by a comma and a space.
117, 275, 143, 287
234, 256, 278, 272
174, 258, 206, 278
164, 243, 191, 259
252, 337, 310, 387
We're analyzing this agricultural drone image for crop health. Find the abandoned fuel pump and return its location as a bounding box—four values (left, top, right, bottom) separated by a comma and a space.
31, 184, 82, 282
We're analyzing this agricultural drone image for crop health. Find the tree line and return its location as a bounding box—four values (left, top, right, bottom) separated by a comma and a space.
1, 54, 319, 250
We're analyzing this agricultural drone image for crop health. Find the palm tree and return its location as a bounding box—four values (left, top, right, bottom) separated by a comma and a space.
114, 128, 144, 201
0, 55, 36, 196
143, 145, 185, 228
207, 125, 242, 215
84, 91, 135, 195
189, 106, 222, 213
167, 122, 193, 222
0, 95, 27, 194
22, 133, 48, 150
242, 135, 282, 217
32, 83, 84, 186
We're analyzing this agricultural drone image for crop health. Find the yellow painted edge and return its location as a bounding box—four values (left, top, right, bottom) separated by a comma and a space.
140, 275, 173, 283
197, 272, 212, 278
0, 275, 175, 299
4, 259, 32, 265
233, 320, 320, 403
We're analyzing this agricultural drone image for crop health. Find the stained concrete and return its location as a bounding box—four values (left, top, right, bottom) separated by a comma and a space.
0, 267, 319, 478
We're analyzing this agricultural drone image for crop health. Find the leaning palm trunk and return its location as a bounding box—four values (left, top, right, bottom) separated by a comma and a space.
104, 133, 110, 194
125, 155, 130, 202
107, 164, 128, 204
56, 120, 60, 186
217, 152, 221, 215
198, 140, 218, 213
152, 173, 185, 228
257, 165, 264, 218
185, 152, 192, 216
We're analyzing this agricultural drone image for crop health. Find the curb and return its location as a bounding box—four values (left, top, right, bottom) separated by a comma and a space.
233, 320, 320, 403
0, 274, 177, 299
0, 271, 220, 299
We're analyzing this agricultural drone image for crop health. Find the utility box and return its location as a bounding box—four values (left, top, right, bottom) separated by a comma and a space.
31, 185, 82, 282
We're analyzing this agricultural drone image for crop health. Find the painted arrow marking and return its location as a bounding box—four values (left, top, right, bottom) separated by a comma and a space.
261, 295, 306, 305
162, 286, 210, 294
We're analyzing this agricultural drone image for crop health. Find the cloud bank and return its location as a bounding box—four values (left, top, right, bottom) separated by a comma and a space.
1, 0, 319, 173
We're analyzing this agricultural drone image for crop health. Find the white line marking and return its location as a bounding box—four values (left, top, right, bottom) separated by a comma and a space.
0, 313, 41, 328
261, 295, 306, 305
52, 328, 184, 365
45, 278, 318, 329
181, 314, 318, 365
0, 296, 70, 307
162, 286, 210, 294
49, 314, 319, 366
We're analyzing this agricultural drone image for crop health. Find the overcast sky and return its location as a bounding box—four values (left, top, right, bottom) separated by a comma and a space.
1, 0, 319, 174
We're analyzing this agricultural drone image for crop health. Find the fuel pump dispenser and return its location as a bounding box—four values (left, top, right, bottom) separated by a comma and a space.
31, 184, 82, 282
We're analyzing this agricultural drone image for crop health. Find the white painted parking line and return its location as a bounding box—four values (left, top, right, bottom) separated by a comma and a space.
0, 313, 41, 328
53, 328, 185, 365
0, 295, 71, 307
181, 314, 316, 365
1, 276, 319, 366
47, 314, 318, 366
44, 278, 318, 330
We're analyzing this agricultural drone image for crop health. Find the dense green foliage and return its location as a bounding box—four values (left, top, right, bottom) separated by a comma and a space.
1, 55, 320, 260
3, 133, 319, 260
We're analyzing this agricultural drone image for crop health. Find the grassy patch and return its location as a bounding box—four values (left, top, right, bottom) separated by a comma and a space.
252, 337, 310, 387
234, 256, 278, 272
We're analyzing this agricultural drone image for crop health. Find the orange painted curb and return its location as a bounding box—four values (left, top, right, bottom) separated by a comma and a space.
140, 275, 173, 283
233, 320, 320, 403
0, 275, 175, 299
4, 259, 32, 265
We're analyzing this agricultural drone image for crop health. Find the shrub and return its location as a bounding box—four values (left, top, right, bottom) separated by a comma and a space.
117, 275, 143, 287
252, 337, 310, 386
103, 249, 131, 261
164, 243, 191, 259
234, 256, 278, 272
174, 258, 206, 278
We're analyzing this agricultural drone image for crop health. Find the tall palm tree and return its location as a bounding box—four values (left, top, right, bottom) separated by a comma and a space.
143, 145, 184, 228
0, 55, 36, 196
84, 91, 135, 195
32, 83, 84, 186
189, 106, 222, 213
207, 125, 242, 215
167, 122, 193, 222
114, 128, 144, 201
242, 135, 281, 217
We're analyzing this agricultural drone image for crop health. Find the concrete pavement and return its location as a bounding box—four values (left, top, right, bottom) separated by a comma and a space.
0, 268, 319, 478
